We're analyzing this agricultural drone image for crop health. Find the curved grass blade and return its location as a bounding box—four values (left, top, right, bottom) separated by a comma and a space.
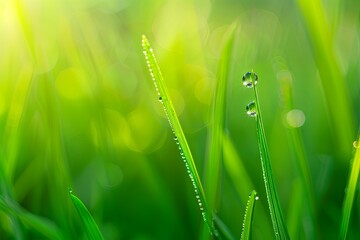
205, 23, 236, 212
69, 190, 104, 240
0, 196, 64, 240
241, 190, 258, 240
253, 82, 290, 240
339, 136, 360, 240
142, 35, 217, 237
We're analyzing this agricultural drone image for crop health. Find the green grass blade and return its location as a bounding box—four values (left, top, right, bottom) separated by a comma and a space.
0, 196, 64, 240
240, 190, 258, 240
253, 84, 289, 239
141, 35, 217, 236
205, 23, 236, 212
69, 190, 104, 240
296, 0, 355, 158
339, 136, 360, 240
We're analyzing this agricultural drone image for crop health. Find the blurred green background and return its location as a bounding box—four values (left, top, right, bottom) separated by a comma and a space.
0, 0, 359, 239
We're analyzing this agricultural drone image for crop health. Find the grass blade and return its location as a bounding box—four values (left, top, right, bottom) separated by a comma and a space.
251, 75, 289, 239
0, 196, 64, 239
240, 190, 258, 240
296, 0, 355, 158
205, 23, 236, 212
141, 35, 217, 237
69, 190, 104, 240
339, 136, 360, 240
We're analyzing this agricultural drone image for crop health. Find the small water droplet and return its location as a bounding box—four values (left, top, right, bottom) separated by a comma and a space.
255, 196, 259, 200
246, 101, 257, 117
69, 188, 72, 193
158, 96, 162, 101
242, 71, 258, 88
353, 141, 359, 149
174, 136, 178, 141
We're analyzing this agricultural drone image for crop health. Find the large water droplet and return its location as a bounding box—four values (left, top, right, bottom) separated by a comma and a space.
246, 101, 257, 117
242, 71, 258, 88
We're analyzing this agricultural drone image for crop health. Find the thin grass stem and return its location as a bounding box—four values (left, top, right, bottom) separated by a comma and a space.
69, 190, 104, 240
240, 190, 258, 240
339, 136, 360, 240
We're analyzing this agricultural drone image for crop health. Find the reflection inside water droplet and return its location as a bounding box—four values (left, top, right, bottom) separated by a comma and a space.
242, 71, 258, 88
353, 141, 359, 149
246, 101, 257, 117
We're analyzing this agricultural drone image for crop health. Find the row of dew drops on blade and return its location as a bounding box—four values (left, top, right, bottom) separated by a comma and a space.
142, 37, 208, 224
241, 191, 260, 240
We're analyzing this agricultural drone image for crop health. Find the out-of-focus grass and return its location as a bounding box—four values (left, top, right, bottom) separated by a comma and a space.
0, 195, 64, 239
296, 0, 355, 159
0, 0, 359, 239
204, 22, 236, 215
276, 58, 316, 239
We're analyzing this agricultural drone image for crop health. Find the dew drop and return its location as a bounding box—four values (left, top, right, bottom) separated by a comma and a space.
246, 101, 257, 117
242, 71, 258, 88
69, 188, 73, 194
255, 196, 259, 200
158, 96, 163, 102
